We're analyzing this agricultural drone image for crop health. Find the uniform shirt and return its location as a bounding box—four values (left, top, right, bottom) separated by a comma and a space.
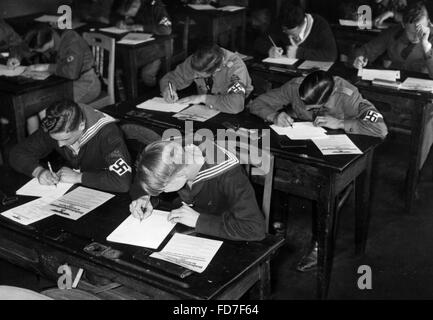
248, 76, 388, 138
9, 105, 132, 193
130, 141, 266, 241
0, 19, 26, 58
354, 25, 433, 78
111, 0, 172, 35
160, 48, 253, 114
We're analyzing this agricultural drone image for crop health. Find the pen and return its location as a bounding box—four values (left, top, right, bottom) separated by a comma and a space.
168, 81, 175, 101
140, 197, 150, 223
181, 201, 193, 207
47, 161, 57, 188
268, 35, 277, 49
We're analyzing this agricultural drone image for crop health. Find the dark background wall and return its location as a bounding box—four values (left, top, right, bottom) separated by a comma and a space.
0, 0, 72, 18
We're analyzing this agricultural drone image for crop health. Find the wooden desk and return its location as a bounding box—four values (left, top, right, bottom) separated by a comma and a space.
248, 60, 433, 214
0, 75, 73, 143
182, 7, 247, 51
76, 23, 174, 102
102, 101, 382, 299
0, 168, 284, 300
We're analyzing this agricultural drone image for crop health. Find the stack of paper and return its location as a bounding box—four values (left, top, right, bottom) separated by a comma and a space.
43, 186, 114, 220
270, 122, 328, 140
117, 33, 154, 45
339, 19, 360, 27
263, 57, 298, 66
150, 233, 223, 273
99, 26, 129, 34
400, 77, 433, 93
137, 97, 189, 113
16, 178, 73, 199
217, 6, 244, 12
312, 135, 363, 155
0, 65, 26, 77
107, 211, 176, 249
298, 60, 334, 71
358, 68, 400, 82
188, 4, 217, 10
173, 104, 220, 122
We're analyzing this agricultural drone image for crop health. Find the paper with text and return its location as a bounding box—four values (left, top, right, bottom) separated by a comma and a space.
107, 210, 177, 249
117, 33, 154, 45
137, 97, 190, 113
358, 68, 400, 82
298, 60, 334, 71
313, 134, 363, 155
400, 77, 433, 93
150, 233, 223, 273
263, 57, 298, 66
173, 104, 220, 122
1, 196, 57, 225
99, 26, 129, 34
43, 187, 114, 220
271, 122, 328, 140
16, 178, 74, 199
0, 65, 26, 77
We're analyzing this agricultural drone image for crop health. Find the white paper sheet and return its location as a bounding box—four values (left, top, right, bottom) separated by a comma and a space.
34, 15, 60, 23
271, 122, 328, 140
0, 65, 26, 77
16, 178, 73, 199
298, 60, 334, 71
1, 196, 57, 225
262, 57, 298, 66
117, 33, 154, 45
99, 27, 129, 34
43, 187, 114, 220
187, 4, 217, 10
21, 69, 51, 80
150, 233, 223, 273
400, 77, 433, 93
137, 97, 190, 113
107, 210, 177, 249
217, 5, 244, 12
358, 68, 400, 82
173, 104, 220, 122
313, 134, 363, 155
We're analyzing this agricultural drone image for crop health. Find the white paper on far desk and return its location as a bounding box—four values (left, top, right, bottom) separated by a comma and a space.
187, 4, 217, 10
298, 60, 334, 71
43, 186, 114, 220
217, 5, 244, 12
99, 26, 129, 34
262, 57, 298, 66
0, 65, 26, 77
313, 134, 363, 155
117, 33, 154, 45
400, 77, 433, 93
137, 97, 190, 113
107, 210, 177, 249
1, 196, 57, 225
270, 122, 328, 140
173, 104, 220, 122
150, 233, 223, 273
34, 15, 61, 23
21, 69, 51, 80
16, 178, 73, 199
358, 68, 400, 82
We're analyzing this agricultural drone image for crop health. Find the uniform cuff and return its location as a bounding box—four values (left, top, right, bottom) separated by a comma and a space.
195, 213, 219, 236
343, 120, 357, 134
204, 95, 218, 109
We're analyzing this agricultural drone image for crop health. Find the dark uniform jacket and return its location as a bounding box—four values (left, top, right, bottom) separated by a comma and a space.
9, 105, 132, 193
160, 48, 253, 114
0, 19, 26, 58
111, 0, 172, 35
130, 140, 266, 241
248, 76, 388, 138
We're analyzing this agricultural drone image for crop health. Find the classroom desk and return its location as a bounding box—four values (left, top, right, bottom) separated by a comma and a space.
247, 60, 433, 215
181, 6, 247, 51
0, 75, 73, 143
102, 100, 382, 299
75, 23, 174, 102
0, 168, 284, 300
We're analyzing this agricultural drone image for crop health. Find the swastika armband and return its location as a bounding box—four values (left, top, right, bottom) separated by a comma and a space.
109, 158, 132, 176
227, 76, 246, 94
159, 17, 172, 27
362, 110, 383, 123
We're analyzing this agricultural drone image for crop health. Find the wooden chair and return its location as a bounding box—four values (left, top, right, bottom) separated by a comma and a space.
171, 15, 191, 67
217, 138, 274, 233
82, 32, 116, 109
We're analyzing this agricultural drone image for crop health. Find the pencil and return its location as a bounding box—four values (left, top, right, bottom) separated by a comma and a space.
140, 197, 150, 223
168, 81, 175, 101
47, 161, 57, 188
268, 35, 277, 48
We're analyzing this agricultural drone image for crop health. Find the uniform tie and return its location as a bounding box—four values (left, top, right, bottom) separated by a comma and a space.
204, 76, 214, 94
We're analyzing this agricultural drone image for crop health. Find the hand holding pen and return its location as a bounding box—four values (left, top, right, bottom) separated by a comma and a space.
268, 35, 283, 58
163, 81, 179, 103
35, 162, 59, 186
129, 195, 153, 222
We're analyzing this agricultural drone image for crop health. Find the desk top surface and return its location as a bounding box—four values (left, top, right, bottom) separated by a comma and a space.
0, 74, 71, 95
0, 167, 284, 300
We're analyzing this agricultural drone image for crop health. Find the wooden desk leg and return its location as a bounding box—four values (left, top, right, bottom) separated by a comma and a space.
120, 48, 138, 101
316, 175, 337, 299
258, 259, 271, 299
355, 150, 374, 255
13, 95, 26, 142
405, 101, 428, 214
163, 38, 173, 73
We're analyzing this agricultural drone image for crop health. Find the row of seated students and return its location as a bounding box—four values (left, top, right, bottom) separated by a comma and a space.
2, 1, 432, 272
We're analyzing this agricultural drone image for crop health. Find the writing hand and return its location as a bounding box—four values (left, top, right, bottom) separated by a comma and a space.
353, 56, 368, 70
167, 204, 199, 228
37, 169, 60, 186
57, 167, 82, 184
162, 86, 179, 103
273, 112, 294, 127
268, 46, 284, 58
129, 195, 153, 221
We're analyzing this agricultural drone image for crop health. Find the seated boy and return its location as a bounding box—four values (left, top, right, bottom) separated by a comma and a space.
129, 138, 266, 241
160, 42, 253, 114
9, 100, 132, 193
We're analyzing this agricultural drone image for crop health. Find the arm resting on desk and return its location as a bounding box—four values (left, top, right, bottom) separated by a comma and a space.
160, 56, 195, 92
